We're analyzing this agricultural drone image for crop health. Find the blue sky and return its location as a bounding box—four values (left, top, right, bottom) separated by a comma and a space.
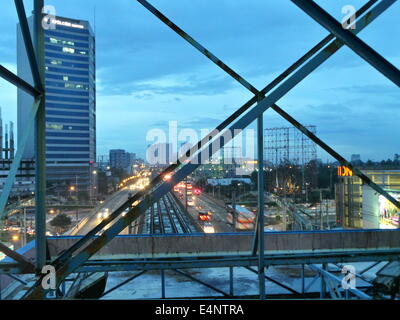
0, 0, 399, 161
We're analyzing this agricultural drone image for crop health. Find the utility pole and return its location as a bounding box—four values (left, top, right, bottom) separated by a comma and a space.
312, 188, 330, 230
185, 176, 188, 210
320, 190, 323, 230
23, 207, 27, 246
75, 175, 79, 221
231, 186, 236, 229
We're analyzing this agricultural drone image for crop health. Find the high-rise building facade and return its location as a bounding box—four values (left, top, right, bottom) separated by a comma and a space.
17, 16, 96, 198
109, 150, 138, 173
109, 149, 127, 170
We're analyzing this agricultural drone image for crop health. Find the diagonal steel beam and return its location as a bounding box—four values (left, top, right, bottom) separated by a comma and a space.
100, 270, 147, 298
144, 0, 400, 209
66, 0, 394, 260
50, 0, 383, 270
270, 104, 400, 208
0, 65, 41, 97
137, 0, 259, 95
246, 266, 300, 295
173, 269, 229, 297
14, 0, 44, 92
76, 0, 395, 253
22, 1, 395, 299
0, 242, 35, 274
138, 0, 379, 96
291, 0, 400, 87
0, 99, 42, 219
309, 264, 372, 299
137, 0, 400, 209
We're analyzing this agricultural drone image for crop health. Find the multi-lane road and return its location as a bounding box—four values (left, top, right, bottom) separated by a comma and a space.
69, 170, 239, 236
69, 188, 132, 235
181, 192, 236, 233
69, 190, 236, 236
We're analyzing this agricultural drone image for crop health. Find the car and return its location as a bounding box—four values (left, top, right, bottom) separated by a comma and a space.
203, 222, 215, 233
97, 208, 110, 220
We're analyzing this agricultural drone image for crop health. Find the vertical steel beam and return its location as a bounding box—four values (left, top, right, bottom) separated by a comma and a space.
320, 263, 327, 299
0, 99, 41, 219
14, 0, 43, 92
33, 0, 46, 271
229, 267, 234, 296
257, 111, 265, 300
47, 0, 391, 267
161, 269, 166, 299
23, 0, 395, 298
291, 0, 400, 87
246, 266, 300, 295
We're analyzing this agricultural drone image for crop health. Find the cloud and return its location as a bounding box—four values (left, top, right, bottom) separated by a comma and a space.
1, 0, 398, 160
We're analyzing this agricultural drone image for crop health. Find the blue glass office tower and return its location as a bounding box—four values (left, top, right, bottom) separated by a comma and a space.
17, 16, 96, 198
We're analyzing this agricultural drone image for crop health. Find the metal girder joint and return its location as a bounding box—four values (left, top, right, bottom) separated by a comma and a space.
309, 264, 372, 299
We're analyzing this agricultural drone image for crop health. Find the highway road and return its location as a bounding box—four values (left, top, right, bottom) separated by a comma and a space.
69, 189, 132, 235
69, 189, 199, 236
180, 192, 236, 233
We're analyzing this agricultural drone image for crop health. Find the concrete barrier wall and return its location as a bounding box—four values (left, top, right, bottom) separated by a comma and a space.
47, 229, 400, 260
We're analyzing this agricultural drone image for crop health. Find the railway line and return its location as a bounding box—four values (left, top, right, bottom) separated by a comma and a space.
144, 192, 196, 234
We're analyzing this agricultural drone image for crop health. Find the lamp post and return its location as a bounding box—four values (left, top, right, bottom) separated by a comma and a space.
92, 170, 97, 204
69, 183, 78, 221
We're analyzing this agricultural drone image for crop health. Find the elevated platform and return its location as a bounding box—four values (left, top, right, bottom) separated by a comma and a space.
47, 229, 400, 261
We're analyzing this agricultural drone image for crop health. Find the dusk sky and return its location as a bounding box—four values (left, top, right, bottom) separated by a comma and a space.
0, 0, 399, 161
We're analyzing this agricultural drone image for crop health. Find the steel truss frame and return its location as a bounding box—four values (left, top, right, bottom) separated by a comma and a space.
0, 0, 46, 273
0, 0, 397, 299
76, 258, 394, 300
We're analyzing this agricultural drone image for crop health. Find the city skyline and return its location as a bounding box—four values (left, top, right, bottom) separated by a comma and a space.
0, 0, 399, 161
0, 0, 399, 302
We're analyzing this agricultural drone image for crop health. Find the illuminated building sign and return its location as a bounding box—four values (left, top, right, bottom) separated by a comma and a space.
51, 19, 84, 29
338, 166, 353, 177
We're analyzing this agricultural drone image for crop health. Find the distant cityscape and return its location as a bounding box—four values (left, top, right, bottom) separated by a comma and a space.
0, 2, 399, 301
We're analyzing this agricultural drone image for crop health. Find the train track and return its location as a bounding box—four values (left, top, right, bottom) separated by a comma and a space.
144, 192, 195, 234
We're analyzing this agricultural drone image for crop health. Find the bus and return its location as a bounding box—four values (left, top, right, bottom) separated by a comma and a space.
226, 205, 255, 230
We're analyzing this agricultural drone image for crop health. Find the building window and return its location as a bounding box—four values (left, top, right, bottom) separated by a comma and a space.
62, 47, 75, 54
46, 124, 63, 130
63, 76, 69, 81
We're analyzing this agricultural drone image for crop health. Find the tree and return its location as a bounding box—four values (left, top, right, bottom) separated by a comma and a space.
50, 213, 72, 234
